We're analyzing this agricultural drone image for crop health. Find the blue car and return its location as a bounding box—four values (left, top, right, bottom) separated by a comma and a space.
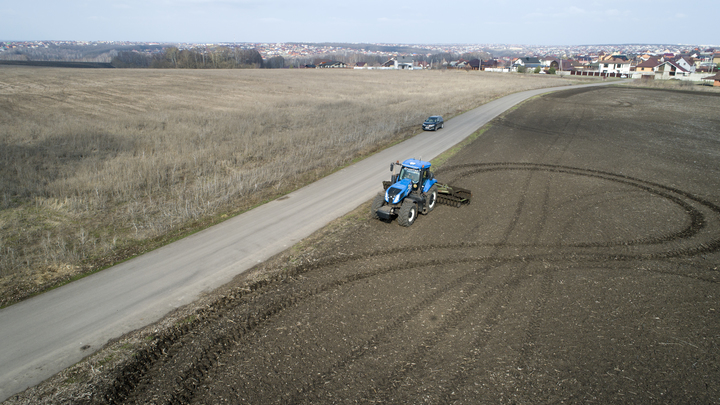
422, 116, 444, 131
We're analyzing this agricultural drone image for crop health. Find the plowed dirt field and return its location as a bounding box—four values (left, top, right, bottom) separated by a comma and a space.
10, 86, 720, 404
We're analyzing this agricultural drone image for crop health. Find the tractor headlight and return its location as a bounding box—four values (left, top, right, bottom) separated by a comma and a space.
386, 188, 403, 204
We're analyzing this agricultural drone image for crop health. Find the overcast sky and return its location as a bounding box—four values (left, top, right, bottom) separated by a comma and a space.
1, 0, 717, 46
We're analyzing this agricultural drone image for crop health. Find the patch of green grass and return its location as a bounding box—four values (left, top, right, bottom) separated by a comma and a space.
97, 354, 115, 366
175, 315, 196, 326
0, 203, 69, 240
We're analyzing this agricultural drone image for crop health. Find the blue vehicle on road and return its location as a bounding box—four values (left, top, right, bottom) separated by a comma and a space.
422, 116, 444, 131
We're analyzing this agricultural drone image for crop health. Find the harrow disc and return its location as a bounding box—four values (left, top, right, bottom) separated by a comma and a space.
436, 183, 471, 208
438, 195, 465, 207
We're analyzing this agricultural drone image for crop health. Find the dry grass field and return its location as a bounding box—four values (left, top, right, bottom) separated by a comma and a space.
0, 66, 576, 306
620, 77, 719, 91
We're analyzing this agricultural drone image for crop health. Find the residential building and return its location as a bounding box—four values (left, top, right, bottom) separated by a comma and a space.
654, 59, 693, 77
635, 57, 660, 73
703, 72, 720, 86
382, 56, 415, 69
514, 57, 541, 68
317, 61, 347, 68
395, 56, 415, 69
599, 58, 632, 74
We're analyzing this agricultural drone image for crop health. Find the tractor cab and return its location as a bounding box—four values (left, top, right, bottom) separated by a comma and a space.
384, 159, 436, 208
390, 159, 434, 192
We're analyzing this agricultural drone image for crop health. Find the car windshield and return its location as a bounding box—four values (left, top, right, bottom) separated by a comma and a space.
399, 167, 420, 183
426, 117, 437, 122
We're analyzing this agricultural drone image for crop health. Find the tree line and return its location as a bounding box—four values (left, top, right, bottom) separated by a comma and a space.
111, 46, 264, 68
111, 46, 492, 69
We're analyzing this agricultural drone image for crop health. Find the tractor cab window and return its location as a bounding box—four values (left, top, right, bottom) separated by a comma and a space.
399, 167, 420, 183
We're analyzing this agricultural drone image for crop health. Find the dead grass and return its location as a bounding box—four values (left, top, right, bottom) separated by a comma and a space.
0, 66, 578, 306
619, 77, 720, 92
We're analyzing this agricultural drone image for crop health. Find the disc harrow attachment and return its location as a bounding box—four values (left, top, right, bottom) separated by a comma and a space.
436, 183, 472, 207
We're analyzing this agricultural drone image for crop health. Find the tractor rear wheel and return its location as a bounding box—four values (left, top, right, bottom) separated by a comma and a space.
370, 194, 385, 219
425, 185, 438, 214
398, 200, 417, 227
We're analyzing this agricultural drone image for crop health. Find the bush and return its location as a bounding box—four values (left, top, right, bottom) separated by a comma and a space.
548, 67, 556, 75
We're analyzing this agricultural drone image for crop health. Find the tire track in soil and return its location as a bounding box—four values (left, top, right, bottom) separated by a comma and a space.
434, 161, 720, 402
435, 159, 554, 404
435, 262, 534, 404
104, 254, 493, 404
359, 263, 529, 404
287, 261, 499, 404
504, 268, 554, 405
97, 163, 720, 404
295, 161, 540, 404
440, 163, 716, 251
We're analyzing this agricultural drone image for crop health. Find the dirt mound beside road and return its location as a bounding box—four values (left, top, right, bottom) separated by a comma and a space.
9, 86, 720, 404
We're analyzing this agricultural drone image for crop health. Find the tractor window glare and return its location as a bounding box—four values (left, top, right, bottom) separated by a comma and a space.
399, 167, 420, 183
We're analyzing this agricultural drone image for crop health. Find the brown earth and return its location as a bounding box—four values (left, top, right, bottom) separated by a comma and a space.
7, 86, 720, 404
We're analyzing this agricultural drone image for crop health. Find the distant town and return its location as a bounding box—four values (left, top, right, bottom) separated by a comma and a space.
1, 40, 718, 84
2, 40, 716, 61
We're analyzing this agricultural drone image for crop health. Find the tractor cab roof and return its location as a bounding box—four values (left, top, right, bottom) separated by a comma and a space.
401, 158, 431, 170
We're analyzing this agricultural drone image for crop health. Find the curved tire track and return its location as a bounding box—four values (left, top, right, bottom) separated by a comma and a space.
96, 161, 720, 404
98, 158, 720, 403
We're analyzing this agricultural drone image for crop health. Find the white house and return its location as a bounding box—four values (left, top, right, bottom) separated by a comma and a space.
540, 58, 555, 68
598, 58, 632, 74
513, 57, 541, 68
382, 56, 416, 69
673, 57, 696, 73
395, 56, 414, 69
654, 59, 695, 77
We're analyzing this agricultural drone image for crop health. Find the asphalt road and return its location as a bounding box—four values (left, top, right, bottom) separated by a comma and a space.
0, 80, 614, 401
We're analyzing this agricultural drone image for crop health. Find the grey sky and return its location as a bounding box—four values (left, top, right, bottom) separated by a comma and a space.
1, 0, 717, 45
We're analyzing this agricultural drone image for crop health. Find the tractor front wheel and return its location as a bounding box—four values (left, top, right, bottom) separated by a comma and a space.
370, 194, 385, 219
398, 200, 417, 227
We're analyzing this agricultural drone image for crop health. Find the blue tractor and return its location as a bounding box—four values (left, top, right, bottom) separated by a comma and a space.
371, 158, 471, 226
